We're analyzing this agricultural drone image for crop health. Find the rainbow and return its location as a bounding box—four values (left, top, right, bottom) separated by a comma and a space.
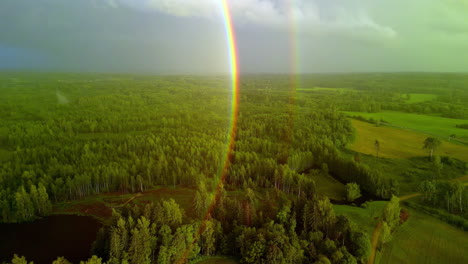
175, 1, 239, 262
220, 0, 239, 183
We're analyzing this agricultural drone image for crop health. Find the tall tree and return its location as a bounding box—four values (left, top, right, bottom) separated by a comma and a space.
382, 195, 400, 230
422, 137, 441, 159
432, 155, 443, 179
374, 139, 380, 157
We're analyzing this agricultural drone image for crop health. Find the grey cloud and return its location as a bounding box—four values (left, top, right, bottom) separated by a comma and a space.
1, 0, 468, 73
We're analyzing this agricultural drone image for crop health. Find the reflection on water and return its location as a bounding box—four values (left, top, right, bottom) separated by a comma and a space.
0, 215, 102, 264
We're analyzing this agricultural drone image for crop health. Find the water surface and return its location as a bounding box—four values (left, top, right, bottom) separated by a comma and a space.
0, 215, 102, 264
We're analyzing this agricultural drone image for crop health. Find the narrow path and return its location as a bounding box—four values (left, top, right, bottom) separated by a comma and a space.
111, 192, 143, 208
367, 175, 467, 264
368, 221, 382, 264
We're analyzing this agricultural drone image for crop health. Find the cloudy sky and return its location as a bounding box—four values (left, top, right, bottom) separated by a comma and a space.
1, 0, 468, 73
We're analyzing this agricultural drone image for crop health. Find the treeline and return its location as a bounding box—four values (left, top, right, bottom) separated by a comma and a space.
418, 180, 468, 218
4, 187, 380, 263
294, 73, 468, 119
0, 183, 51, 222
404, 201, 468, 231
89, 186, 374, 264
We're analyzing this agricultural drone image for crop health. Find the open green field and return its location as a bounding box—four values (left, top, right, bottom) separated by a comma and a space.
334, 201, 387, 237
378, 208, 468, 264
349, 119, 468, 162
343, 111, 468, 141
402, 93, 438, 103
309, 171, 346, 201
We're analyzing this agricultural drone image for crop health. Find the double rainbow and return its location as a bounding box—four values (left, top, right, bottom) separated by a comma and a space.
175, 1, 239, 262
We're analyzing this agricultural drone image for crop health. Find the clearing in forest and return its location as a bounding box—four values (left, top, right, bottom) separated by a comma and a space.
333, 201, 387, 237
309, 171, 347, 201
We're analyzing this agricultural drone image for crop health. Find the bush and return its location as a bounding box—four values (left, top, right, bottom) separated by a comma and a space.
346, 183, 362, 202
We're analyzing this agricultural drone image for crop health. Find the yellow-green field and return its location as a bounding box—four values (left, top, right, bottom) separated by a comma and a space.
343, 111, 468, 141
378, 208, 468, 264
349, 119, 468, 162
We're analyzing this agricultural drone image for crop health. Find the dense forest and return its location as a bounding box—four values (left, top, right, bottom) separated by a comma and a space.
1, 73, 467, 264
0, 73, 398, 224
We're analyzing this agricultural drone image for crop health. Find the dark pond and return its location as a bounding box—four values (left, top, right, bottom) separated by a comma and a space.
0, 215, 102, 264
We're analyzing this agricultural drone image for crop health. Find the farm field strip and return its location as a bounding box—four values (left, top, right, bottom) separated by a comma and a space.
379, 210, 468, 264
343, 111, 468, 141
348, 119, 468, 162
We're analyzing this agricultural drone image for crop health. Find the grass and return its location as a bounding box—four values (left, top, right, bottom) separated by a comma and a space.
343, 111, 468, 141
308, 170, 346, 201
378, 207, 468, 264
334, 201, 388, 237
348, 119, 468, 162
133, 187, 195, 215
402, 93, 437, 103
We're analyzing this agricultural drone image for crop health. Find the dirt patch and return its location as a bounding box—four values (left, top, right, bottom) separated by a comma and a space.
143, 187, 193, 196
63, 202, 112, 219
400, 208, 410, 223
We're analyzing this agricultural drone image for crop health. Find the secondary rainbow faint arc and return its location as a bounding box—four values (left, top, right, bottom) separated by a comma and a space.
175, 1, 239, 263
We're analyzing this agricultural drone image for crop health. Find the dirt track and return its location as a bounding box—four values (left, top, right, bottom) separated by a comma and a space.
112, 192, 143, 208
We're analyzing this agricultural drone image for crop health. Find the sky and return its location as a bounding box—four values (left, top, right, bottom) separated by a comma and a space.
1, 0, 468, 73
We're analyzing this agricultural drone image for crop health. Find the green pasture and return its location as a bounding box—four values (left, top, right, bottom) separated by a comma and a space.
334, 201, 387, 237
378, 208, 468, 264
343, 111, 468, 141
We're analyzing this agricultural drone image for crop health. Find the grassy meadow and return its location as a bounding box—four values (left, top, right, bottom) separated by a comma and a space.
309, 171, 347, 201
378, 208, 468, 264
343, 111, 468, 141
348, 119, 468, 162
334, 201, 388, 237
